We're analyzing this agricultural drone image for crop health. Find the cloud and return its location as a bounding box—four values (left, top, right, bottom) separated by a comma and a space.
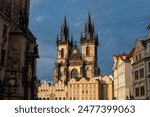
74, 21, 83, 27
35, 16, 43, 22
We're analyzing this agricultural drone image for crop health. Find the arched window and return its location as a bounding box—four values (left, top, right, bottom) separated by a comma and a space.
86, 46, 90, 56
71, 69, 78, 78
61, 49, 64, 58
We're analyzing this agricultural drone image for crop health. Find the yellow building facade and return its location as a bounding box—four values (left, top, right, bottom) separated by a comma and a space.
38, 80, 68, 100
68, 77, 100, 100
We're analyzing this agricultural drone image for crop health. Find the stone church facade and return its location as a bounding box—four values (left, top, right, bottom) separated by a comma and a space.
38, 14, 113, 100
54, 14, 100, 84
0, 0, 39, 99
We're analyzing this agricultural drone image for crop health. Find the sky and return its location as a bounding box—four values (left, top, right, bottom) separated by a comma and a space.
29, 0, 150, 82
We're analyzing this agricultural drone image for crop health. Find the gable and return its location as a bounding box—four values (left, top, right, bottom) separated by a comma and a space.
134, 40, 146, 54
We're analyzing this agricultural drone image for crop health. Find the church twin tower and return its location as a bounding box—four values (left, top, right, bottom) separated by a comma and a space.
54, 14, 100, 84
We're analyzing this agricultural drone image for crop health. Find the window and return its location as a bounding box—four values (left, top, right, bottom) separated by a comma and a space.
59, 97, 61, 100
82, 90, 84, 93
139, 53, 141, 60
70, 97, 72, 100
136, 55, 138, 61
61, 49, 64, 58
2, 25, 7, 38
140, 68, 144, 78
148, 62, 150, 73
74, 97, 76, 100
63, 97, 65, 100
135, 88, 139, 97
86, 46, 90, 56
86, 90, 88, 93
71, 68, 78, 78
77, 85, 79, 87
135, 70, 139, 80
0, 50, 6, 66
140, 86, 145, 96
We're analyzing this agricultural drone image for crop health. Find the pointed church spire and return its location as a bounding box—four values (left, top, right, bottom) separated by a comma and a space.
64, 15, 67, 28
71, 34, 73, 43
84, 23, 87, 33
88, 13, 91, 26
92, 22, 95, 33
84, 13, 95, 40
56, 34, 59, 45
60, 16, 69, 42
87, 13, 92, 32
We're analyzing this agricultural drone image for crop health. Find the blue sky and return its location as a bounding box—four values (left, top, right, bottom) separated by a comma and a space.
29, 0, 150, 82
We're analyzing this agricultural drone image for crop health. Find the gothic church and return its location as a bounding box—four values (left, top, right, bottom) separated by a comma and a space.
54, 14, 100, 84
38, 14, 113, 100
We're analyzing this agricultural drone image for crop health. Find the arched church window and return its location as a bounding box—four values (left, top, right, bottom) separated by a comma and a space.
71, 69, 78, 78
61, 49, 64, 58
86, 46, 90, 56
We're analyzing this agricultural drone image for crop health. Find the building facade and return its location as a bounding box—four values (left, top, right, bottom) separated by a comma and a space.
113, 52, 133, 100
100, 75, 114, 100
38, 80, 68, 100
0, 0, 39, 100
131, 26, 150, 99
54, 14, 100, 84
68, 77, 100, 100
37, 14, 114, 100
54, 14, 101, 100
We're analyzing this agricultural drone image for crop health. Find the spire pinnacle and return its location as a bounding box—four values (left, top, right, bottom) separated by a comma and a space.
71, 34, 73, 43
88, 13, 91, 26
60, 16, 69, 42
